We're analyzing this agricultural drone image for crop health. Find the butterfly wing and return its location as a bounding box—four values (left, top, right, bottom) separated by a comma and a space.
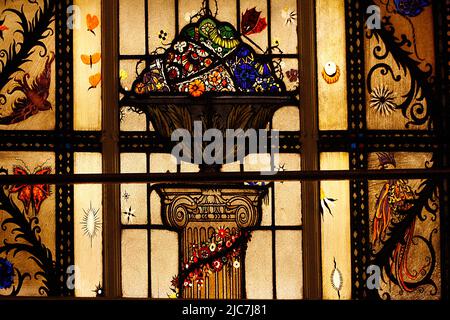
87, 14, 99, 33
31, 167, 52, 215
89, 73, 102, 90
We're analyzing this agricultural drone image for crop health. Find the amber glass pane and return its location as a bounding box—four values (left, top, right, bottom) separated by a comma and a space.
0, 152, 55, 296
368, 152, 440, 299
74, 153, 103, 297
365, 1, 435, 130
73, 0, 102, 131
320, 152, 351, 300
0, 1, 55, 130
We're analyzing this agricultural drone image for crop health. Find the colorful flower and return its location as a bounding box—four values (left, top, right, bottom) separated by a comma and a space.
0, 258, 14, 290
188, 79, 206, 97
233, 260, 241, 269
394, 0, 430, 17
234, 63, 258, 90
208, 71, 222, 87
174, 41, 187, 53
212, 259, 223, 271
217, 226, 229, 240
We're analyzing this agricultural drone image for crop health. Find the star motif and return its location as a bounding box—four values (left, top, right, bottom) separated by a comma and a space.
92, 283, 104, 297
122, 206, 136, 223
122, 190, 130, 202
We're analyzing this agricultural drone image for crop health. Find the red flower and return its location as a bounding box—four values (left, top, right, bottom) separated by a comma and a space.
241, 8, 268, 36
212, 259, 223, 271
217, 227, 229, 240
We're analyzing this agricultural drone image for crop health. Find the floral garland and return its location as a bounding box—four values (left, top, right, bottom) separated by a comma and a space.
170, 227, 251, 296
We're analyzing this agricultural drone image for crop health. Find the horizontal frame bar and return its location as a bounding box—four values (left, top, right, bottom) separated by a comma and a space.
0, 169, 449, 185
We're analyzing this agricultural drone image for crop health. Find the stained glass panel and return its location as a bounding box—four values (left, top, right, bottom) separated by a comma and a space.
368, 152, 440, 299
0, 0, 55, 130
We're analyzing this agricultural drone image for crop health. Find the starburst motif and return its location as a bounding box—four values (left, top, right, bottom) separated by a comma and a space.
81, 202, 101, 247
370, 85, 397, 116
122, 190, 130, 202
281, 8, 297, 25
92, 283, 104, 297
122, 206, 136, 224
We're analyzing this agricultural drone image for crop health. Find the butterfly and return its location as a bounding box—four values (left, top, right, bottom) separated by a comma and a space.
88, 73, 101, 90
286, 69, 299, 83
9, 164, 52, 216
87, 14, 99, 35
81, 53, 101, 68
241, 7, 267, 36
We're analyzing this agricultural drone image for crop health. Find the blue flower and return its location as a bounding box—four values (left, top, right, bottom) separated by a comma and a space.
234, 63, 258, 90
0, 258, 14, 290
394, 0, 430, 17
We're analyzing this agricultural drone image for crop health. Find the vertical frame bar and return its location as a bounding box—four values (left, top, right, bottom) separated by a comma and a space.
55, 0, 75, 296
299, 0, 322, 299
345, 0, 371, 300
102, 0, 122, 298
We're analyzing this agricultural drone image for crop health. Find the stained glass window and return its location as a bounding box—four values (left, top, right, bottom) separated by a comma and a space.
1, 0, 448, 302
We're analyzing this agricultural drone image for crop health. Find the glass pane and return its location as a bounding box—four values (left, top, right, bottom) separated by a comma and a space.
368, 152, 440, 299
316, 0, 347, 130
0, 152, 55, 296
365, 1, 435, 130
273, 106, 300, 131
73, 0, 102, 131
121, 153, 148, 225
276, 230, 302, 299
0, 2, 55, 130
245, 231, 273, 299
121, 229, 148, 298
74, 153, 103, 297
320, 152, 351, 300
120, 0, 146, 55
270, 0, 298, 54
151, 230, 179, 298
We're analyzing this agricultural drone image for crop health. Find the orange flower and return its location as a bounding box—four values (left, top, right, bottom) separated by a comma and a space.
208, 71, 222, 87
188, 79, 205, 97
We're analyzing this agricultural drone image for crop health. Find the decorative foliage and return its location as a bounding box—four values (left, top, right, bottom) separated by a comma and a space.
1, 52, 55, 125
0, 18, 8, 40
0, 167, 57, 296
171, 227, 251, 293
370, 154, 438, 297
241, 7, 267, 36
0, 0, 55, 104
366, 15, 433, 128
8, 160, 52, 216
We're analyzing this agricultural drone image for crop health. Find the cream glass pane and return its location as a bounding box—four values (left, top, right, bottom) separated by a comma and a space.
74, 0, 102, 131
148, 0, 176, 53
121, 153, 148, 225
275, 154, 301, 226
261, 187, 272, 227
150, 190, 163, 225
245, 231, 273, 299
276, 231, 303, 299
215, 0, 237, 28
271, 0, 298, 54
243, 153, 271, 172
122, 230, 148, 298
151, 230, 179, 298
316, 0, 348, 130
120, 0, 146, 55
320, 152, 351, 300
120, 107, 147, 132
273, 106, 300, 131
74, 153, 103, 297
178, 0, 204, 27
150, 153, 178, 173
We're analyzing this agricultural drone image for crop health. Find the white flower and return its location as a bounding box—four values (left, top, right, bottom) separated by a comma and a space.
209, 243, 217, 252
281, 8, 297, 26
174, 41, 187, 53
233, 260, 240, 269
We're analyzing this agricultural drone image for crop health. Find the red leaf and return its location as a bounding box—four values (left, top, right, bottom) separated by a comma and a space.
241, 7, 267, 36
